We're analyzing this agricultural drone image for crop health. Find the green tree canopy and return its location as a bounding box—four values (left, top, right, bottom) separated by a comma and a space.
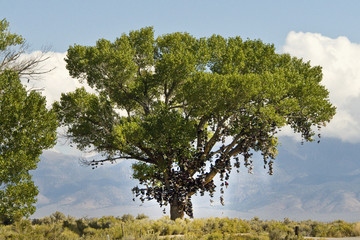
54, 27, 336, 220
0, 71, 57, 223
0, 19, 57, 224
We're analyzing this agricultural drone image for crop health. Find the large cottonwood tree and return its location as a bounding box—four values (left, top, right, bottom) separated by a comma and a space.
54, 27, 336, 220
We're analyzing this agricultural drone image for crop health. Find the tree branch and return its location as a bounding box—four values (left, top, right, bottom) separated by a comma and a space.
223, 133, 243, 156
136, 143, 158, 164
201, 117, 227, 160
196, 116, 208, 151
81, 154, 154, 167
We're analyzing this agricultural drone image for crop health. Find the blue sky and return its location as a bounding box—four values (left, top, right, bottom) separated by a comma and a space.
3, 1, 360, 52
2, 1, 360, 220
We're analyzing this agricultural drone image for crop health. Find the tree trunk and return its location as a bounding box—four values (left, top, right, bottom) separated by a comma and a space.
170, 198, 184, 220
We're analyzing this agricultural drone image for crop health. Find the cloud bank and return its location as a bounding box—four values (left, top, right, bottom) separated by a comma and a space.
282, 32, 360, 143
23, 52, 92, 106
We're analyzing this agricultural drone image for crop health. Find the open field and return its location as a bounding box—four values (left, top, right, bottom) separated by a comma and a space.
1, 212, 360, 239
305, 238, 360, 240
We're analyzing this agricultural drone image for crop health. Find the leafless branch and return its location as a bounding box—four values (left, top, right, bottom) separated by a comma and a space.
0, 42, 55, 80
80, 155, 134, 167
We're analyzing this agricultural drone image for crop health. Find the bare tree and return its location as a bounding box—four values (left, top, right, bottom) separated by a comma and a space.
0, 18, 53, 80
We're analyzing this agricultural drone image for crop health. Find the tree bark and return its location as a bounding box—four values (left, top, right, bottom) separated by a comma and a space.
170, 198, 184, 220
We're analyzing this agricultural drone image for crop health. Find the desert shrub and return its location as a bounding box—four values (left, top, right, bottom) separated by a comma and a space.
156, 221, 181, 236
188, 218, 205, 234
242, 233, 269, 240
267, 221, 293, 240
249, 217, 265, 234
218, 218, 230, 232
151, 220, 163, 234
204, 231, 223, 240
160, 224, 172, 236
121, 214, 135, 222
296, 221, 312, 236
0, 224, 16, 239
31, 224, 52, 238
75, 218, 89, 235
136, 213, 149, 220
268, 227, 285, 240
3, 213, 360, 240
327, 220, 354, 237
51, 211, 66, 223
100, 216, 117, 226
174, 218, 188, 234
219, 218, 242, 234
203, 217, 219, 233
32, 218, 42, 225
237, 219, 251, 233
62, 215, 79, 235
310, 222, 328, 237
59, 228, 79, 240
183, 231, 201, 239
38, 216, 52, 225
88, 216, 116, 230
83, 227, 98, 236
353, 222, 360, 236
104, 224, 125, 239
88, 219, 100, 230
166, 223, 184, 235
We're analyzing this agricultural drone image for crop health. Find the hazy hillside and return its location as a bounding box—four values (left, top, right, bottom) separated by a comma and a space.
31, 137, 360, 221
223, 137, 360, 221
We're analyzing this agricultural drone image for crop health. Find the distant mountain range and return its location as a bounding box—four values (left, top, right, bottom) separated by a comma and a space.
223, 137, 360, 221
31, 137, 360, 222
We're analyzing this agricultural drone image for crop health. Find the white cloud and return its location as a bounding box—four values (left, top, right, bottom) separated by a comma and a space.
22, 52, 92, 106
36, 193, 51, 205
282, 32, 360, 143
